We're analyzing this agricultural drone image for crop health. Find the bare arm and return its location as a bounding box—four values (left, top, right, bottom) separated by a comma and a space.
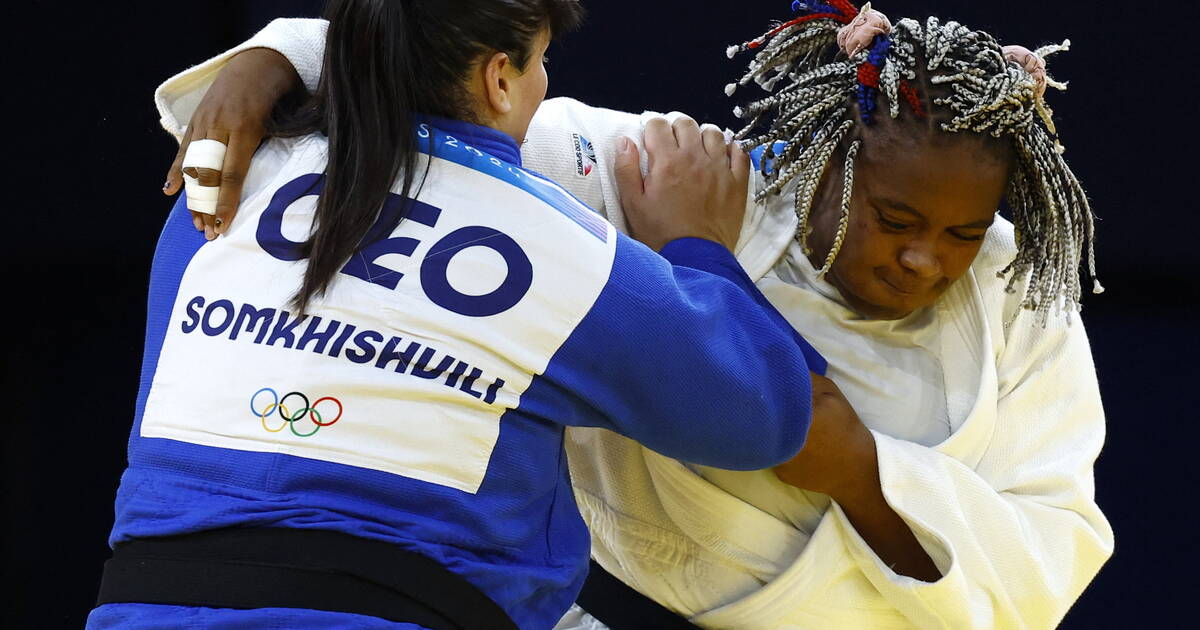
163, 48, 301, 240
773, 373, 940, 581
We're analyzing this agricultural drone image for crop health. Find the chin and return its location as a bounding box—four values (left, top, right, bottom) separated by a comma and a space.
856, 302, 914, 320
847, 287, 933, 320
828, 268, 930, 320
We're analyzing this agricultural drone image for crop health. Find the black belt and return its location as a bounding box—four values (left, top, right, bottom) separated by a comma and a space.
95, 527, 518, 630
576, 559, 701, 630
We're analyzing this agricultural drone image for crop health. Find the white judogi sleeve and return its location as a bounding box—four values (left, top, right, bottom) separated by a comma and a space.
673, 224, 1114, 629
832, 309, 1114, 629
155, 18, 327, 142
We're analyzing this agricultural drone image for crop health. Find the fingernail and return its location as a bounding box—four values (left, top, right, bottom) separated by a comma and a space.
193, 215, 203, 231
619, 137, 631, 153
163, 180, 172, 192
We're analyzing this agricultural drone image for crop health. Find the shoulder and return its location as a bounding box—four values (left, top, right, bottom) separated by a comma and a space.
241, 134, 327, 203
524, 98, 648, 221
965, 215, 1032, 326
526, 97, 644, 164
972, 215, 1019, 280
965, 215, 1088, 346
530, 97, 644, 131
253, 133, 327, 167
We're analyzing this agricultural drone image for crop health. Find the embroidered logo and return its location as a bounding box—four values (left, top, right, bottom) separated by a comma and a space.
571, 133, 597, 177
251, 387, 344, 437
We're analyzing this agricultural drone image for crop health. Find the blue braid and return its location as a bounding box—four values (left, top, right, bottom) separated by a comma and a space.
793, 1, 840, 15
856, 35, 892, 124
867, 33, 890, 63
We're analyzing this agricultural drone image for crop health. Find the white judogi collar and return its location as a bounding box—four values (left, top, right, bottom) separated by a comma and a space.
767, 241, 951, 445
688, 215, 953, 538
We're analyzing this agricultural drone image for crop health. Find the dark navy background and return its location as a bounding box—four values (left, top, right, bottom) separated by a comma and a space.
6, 0, 1196, 627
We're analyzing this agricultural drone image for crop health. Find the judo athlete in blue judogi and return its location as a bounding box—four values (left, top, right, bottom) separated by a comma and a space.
88, 1, 824, 628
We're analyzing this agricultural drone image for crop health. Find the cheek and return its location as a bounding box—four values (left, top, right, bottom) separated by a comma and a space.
839, 215, 893, 267
830, 214, 888, 281
939, 244, 983, 282
531, 65, 548, 107
513, 65, 548, 137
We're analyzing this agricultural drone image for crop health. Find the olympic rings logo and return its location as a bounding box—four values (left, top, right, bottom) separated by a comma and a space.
250, 388, 344, 438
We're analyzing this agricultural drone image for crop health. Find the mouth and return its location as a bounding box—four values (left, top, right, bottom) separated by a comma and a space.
879, 275, 919, 296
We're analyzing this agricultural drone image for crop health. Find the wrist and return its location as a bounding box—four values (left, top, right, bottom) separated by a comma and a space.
229, 47, 303, 96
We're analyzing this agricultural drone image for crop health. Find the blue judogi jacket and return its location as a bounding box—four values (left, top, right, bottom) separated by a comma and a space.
90, 118, 823, 629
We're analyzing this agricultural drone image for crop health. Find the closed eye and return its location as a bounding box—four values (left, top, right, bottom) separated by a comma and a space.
949, 230, 986, 242
875, 210, 911, 231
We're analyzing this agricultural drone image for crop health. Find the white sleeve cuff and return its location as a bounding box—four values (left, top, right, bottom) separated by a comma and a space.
153, 18, 328, 143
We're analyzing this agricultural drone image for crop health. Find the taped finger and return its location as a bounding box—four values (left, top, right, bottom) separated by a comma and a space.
182, 140, 228, 216
183, 176, 221, 215
181, 139, 228, 172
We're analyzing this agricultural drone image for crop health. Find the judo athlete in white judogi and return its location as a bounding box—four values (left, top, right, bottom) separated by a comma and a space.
149, 3, 1114, 627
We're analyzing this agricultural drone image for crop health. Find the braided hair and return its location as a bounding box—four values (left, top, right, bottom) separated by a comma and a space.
726, 1, 1100, 320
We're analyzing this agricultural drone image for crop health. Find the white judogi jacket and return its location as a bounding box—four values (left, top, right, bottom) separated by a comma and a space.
152, 19, 1113, 629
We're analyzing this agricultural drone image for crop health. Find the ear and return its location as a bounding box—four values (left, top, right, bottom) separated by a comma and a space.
483, 51, 514, 117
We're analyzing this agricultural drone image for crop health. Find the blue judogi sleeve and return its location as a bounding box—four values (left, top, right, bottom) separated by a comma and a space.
519, 233, 822, 472
660, 237, 828, 375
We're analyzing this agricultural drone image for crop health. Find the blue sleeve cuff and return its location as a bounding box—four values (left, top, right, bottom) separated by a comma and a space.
660, 237, 828, 375
659, 238, 745, 283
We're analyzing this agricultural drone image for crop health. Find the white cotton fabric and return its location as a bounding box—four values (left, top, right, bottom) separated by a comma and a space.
181, 138, 228, 171
154, 19, 328, 138
181, 175, 219, 214
153, 20, 1114, 629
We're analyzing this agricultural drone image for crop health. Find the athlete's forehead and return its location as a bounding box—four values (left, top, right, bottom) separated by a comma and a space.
855, 132, 1009, 228
856, 111, 1012, 167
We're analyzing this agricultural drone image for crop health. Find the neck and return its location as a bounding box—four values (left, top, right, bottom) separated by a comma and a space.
417, 115, 522, 166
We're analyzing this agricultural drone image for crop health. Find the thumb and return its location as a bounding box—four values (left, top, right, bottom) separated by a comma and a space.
612, 137, 644, 205
164, 122, 194, 196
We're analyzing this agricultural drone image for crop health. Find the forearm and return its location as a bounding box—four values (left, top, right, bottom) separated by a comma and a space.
834, 429, 1112, 629
155, 18, 327, 139
761, 320, 1110, 627
559, 236, 816, 470
661, 238, 826, 373
834, 434, 940, 582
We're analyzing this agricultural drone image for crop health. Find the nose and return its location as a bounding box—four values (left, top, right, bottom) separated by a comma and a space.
898, 241, 941, 279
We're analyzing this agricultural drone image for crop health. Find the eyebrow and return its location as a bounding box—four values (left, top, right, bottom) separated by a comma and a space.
874, 198, 995, 230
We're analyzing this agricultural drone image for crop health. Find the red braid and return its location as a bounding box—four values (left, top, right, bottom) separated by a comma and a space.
747, 11, 853, 49
827, 0, 860, 20
898, 79, 926, 118
857, 63, 881, 88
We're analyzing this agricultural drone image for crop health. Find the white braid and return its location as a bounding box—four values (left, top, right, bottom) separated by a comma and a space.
817, 139, 862, 277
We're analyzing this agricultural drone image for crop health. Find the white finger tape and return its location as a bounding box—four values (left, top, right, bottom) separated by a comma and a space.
183, 174, 220, 215
181, 138, 228, 171
184, 181, 220, 202
186, 195, 218, 215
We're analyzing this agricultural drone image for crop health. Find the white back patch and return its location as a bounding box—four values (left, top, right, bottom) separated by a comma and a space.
141, 135, 617, 493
